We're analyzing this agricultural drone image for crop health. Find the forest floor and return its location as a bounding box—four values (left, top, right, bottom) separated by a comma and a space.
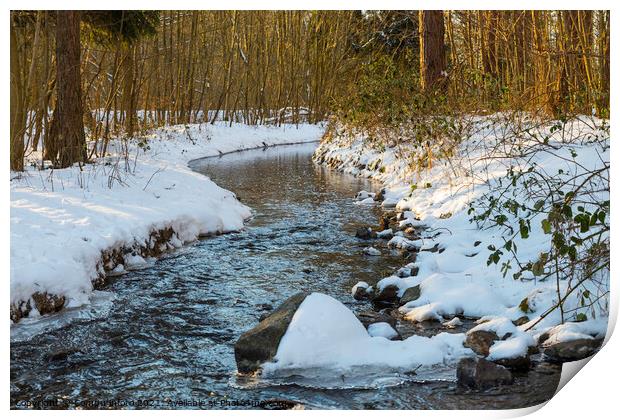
10, 122, 323, 323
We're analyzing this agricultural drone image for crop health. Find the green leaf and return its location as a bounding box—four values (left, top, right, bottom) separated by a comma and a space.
570, 236, 583, 245
534, 200, 545, 211
495, 214, 508, 224
541, 219, 552, 234
532, 261, 544, 276
519, 219, 529, 239
575, 313, 588, 322
519, 298, 532, 313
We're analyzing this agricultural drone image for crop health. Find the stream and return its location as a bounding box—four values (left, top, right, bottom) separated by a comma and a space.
10, 142, 560, 410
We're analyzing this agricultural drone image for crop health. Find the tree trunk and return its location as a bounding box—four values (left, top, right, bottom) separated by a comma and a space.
10, 17, 26, 171
419, 10, 446, 92
598, 10, 610, 116
47, 11, 86, 168
481, 11, 498, 78
122, 45, 136, 137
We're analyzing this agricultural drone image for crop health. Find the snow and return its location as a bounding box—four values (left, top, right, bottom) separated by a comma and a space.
376, 228, 393, 238
399, 273, 509, 322
354, 197, 375, 205
443, 317, 463, 328
363, 247, 381, 256
469, 316, 520, 338
314, 114, 609, 350
123, 254, 149, 269
11, 122, 323, 319
488, 335, 533, 360
263, 293, 472, 373
355, 190, 375, 200
540, 319, 608, 346
351, 281, 370, 297
367, 322, 399, 339
109, 265, 126, 276
387, 236, 423, 250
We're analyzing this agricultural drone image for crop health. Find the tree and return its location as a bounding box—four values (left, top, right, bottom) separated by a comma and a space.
418, 10, 446, 91
44, 11, 159, 168
481, 11, 498, 79
45, 11, 87, 168
10, 14, 26, 171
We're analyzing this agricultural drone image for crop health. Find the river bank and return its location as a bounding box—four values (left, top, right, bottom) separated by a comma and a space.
10, 122, 324, 324
298, 114, 609, 381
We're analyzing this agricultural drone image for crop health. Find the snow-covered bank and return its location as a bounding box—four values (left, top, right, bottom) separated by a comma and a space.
308, 114, 609, 367
10, 122, 324, 323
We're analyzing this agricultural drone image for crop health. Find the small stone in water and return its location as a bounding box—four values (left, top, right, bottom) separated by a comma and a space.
351, 281, 371, 300
363, 247, 381, 256
355, 227, 374, 240
355, 190, 375, 200
443, 317, 463, 329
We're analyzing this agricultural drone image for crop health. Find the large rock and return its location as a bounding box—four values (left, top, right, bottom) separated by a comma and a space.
12, 292, 67, 322
543, 338, 603, 363
396, 265, 419, 278
457, 357, 514, 390
371, 285, 399, 308
374, 188, 386, 202
235, 293, 308, 374
399, 285, 421, 305
492, 355, 531, 371
464, 330, 499, 356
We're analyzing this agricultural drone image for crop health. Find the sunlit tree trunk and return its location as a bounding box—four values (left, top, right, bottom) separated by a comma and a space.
10, 17, 26, 171
46, 11, 87, 167
419, 10, 446, 92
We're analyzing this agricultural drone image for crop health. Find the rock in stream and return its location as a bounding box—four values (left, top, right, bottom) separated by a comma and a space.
234, 292, 308, 374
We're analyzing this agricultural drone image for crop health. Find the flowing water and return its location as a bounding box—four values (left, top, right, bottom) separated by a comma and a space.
10, 143, 560, 410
